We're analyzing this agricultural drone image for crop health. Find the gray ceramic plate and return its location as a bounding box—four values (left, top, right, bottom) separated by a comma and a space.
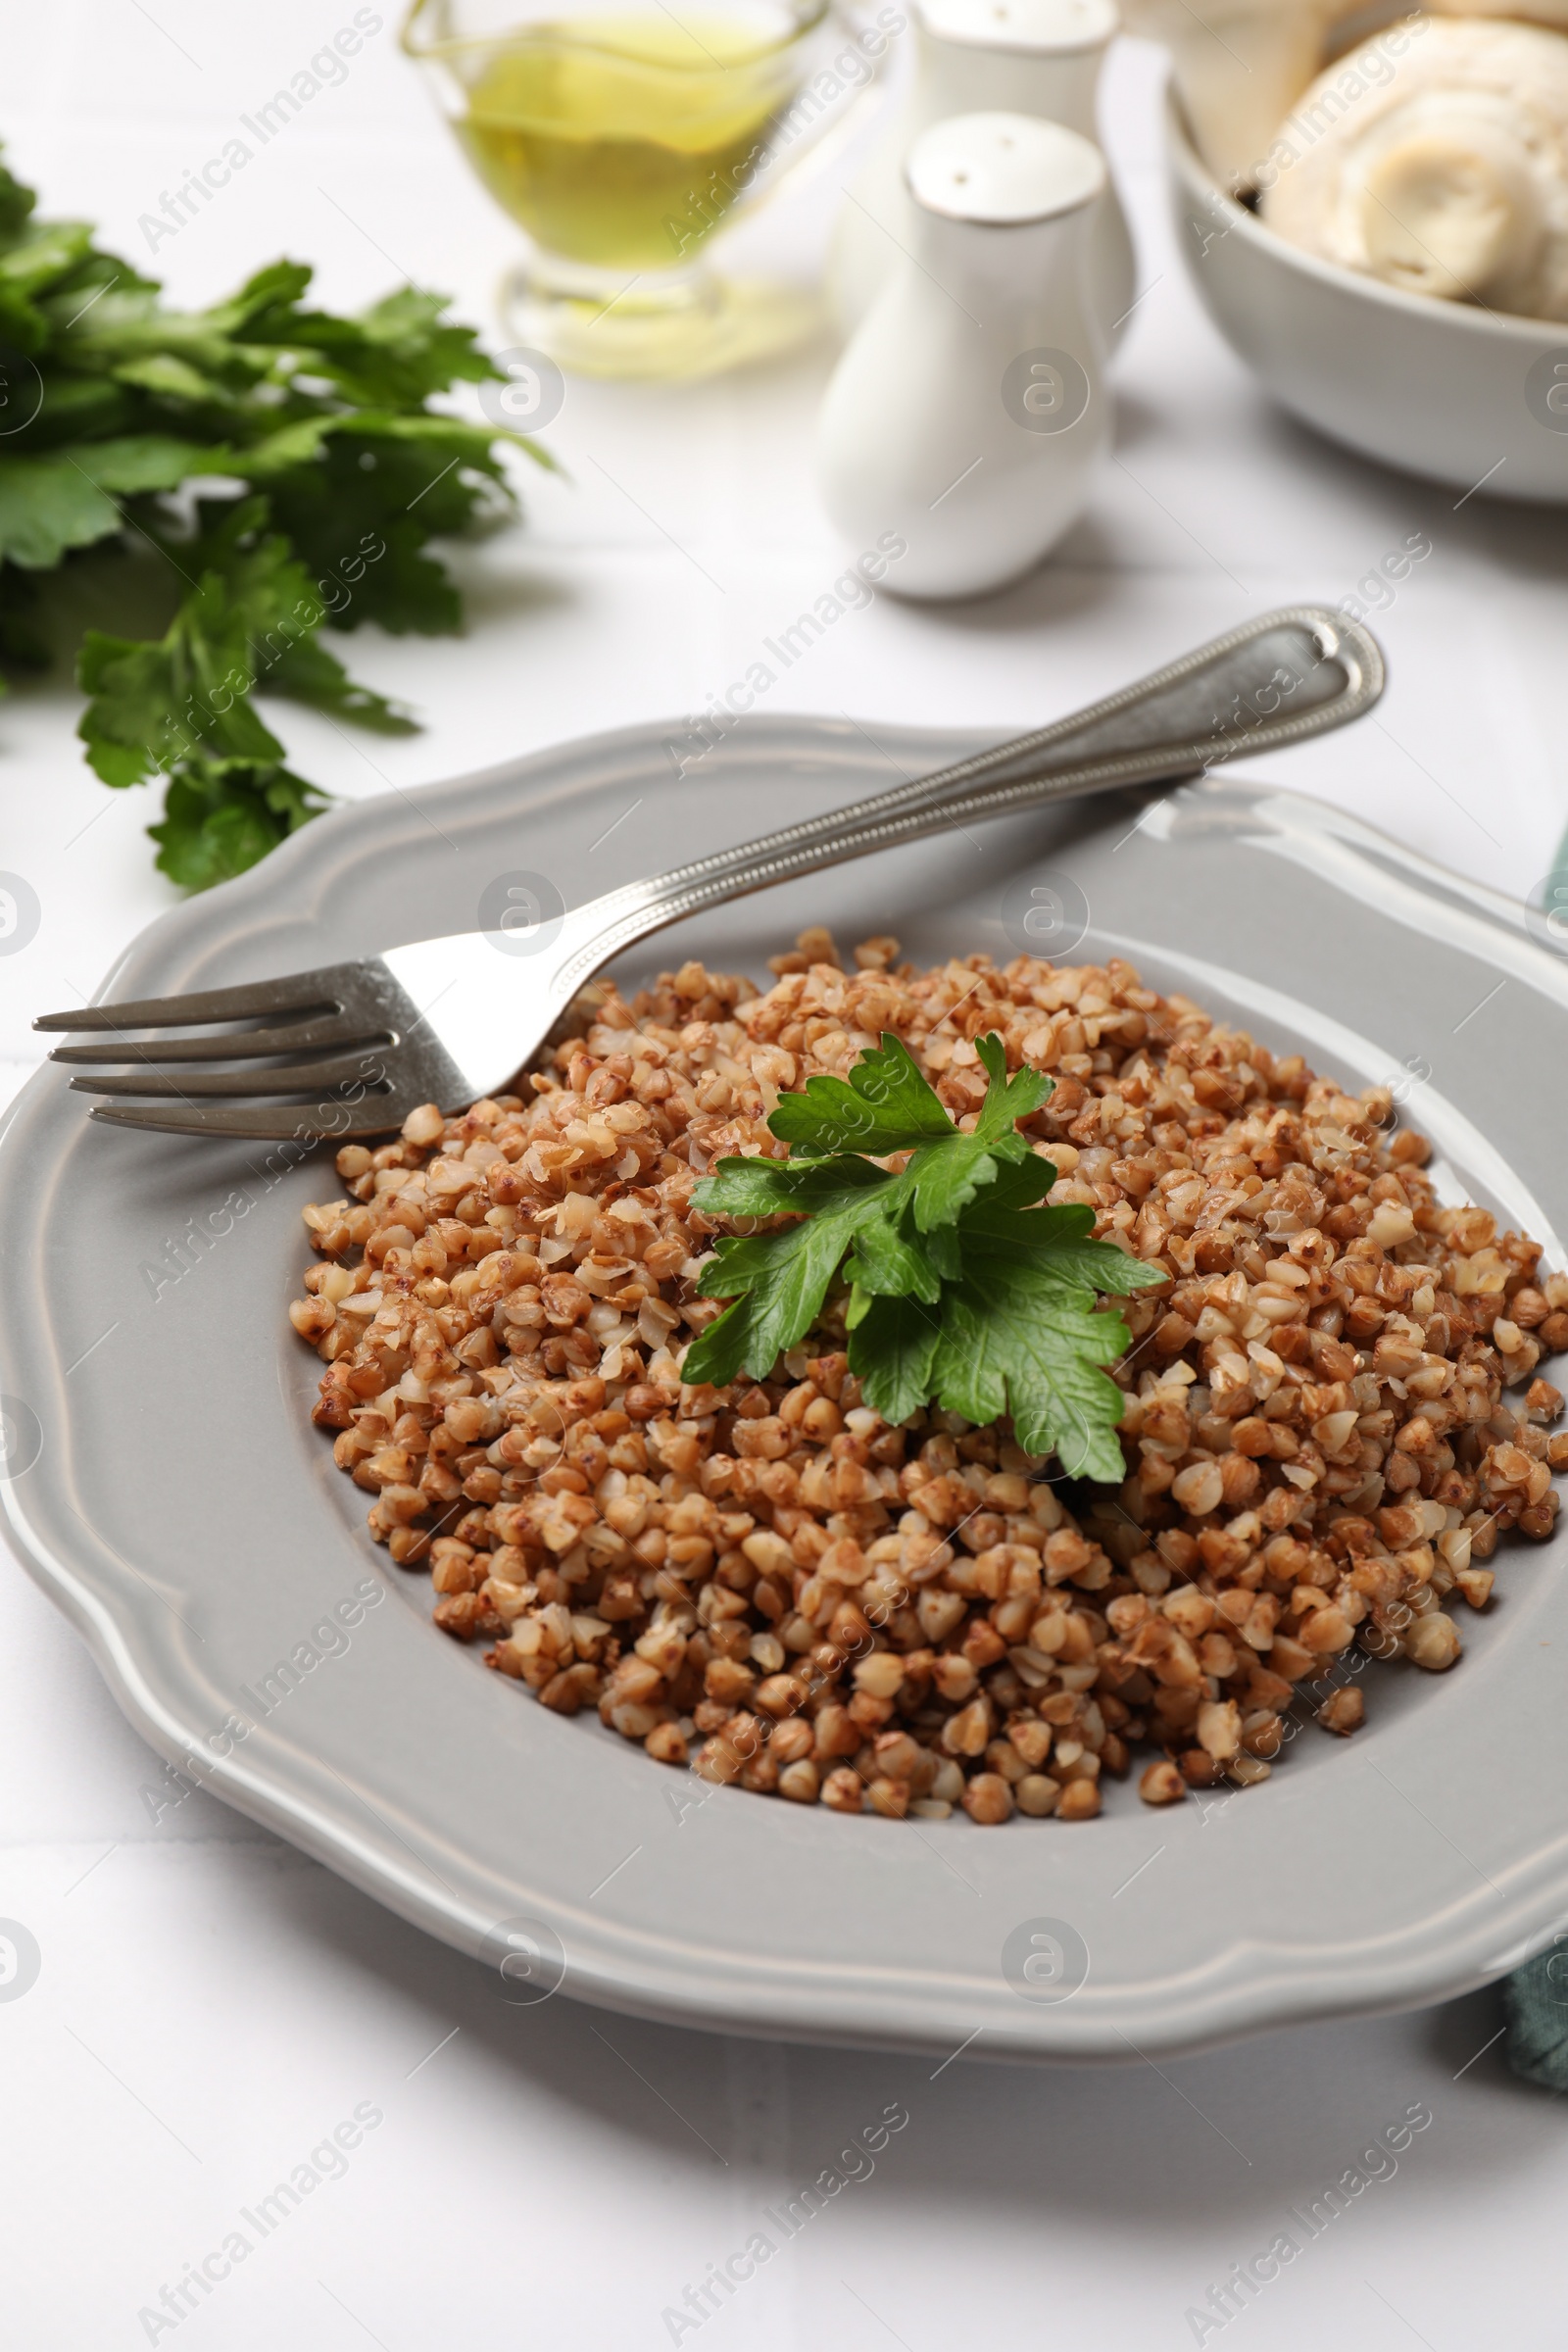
3, 715, 1566, 2063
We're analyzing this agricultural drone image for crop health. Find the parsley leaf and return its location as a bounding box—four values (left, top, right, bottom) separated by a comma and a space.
0, 145, 549, 888
147, 759, 328, 892
899, 1032, 1053, 1231
686, 1031, 1166, 1482
760, 1029, 1053, 1231
768, 1031, 956, 1154
687, 1035, 1042, 1386
848, 1174, 1163, 1470
687, 1157, 899, 1385
76, 494, 412, 792
844, 1292, 942, 1426
928, 1213, 1161, 1483
841, 1209, 944, 1304
0, 437, 219, 568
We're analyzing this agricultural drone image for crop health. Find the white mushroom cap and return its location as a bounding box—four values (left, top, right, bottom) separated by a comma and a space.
1121, 0, 1340, 185
1126, 0, 1568, 191
1261, 18, 1568, 321
1428, 0, 1568, 29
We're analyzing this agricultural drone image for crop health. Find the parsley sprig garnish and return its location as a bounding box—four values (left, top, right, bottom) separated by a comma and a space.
683, 1034, 1165, 1484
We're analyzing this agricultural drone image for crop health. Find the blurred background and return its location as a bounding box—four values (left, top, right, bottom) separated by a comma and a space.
5, 0, 1568, 1113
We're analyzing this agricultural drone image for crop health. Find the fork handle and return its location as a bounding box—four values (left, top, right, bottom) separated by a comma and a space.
548, 605, 1383, 999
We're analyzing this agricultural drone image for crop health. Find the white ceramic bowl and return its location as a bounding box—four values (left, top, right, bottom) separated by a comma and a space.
1165, 85, 1568, 505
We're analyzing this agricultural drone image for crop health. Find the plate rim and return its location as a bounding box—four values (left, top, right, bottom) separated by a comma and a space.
4, 709, 1566, 2063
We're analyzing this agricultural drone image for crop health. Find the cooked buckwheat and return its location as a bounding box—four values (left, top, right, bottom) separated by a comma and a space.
290, 930, 1563, 1821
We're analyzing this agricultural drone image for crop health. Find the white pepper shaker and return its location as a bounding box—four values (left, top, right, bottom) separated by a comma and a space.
817, 112, 1108, 602
830, 0, 1134, 345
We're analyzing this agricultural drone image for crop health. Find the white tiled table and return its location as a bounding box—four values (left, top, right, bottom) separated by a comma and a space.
4, 9, 1567, 2346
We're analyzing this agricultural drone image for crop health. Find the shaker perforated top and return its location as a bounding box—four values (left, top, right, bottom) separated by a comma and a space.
906, 110, 1106, 221
917, 0, 1118, 53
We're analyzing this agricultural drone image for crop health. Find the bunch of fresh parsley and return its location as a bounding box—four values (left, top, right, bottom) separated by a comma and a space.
683, 1035, 1165, 1484
0, 149, 545, 889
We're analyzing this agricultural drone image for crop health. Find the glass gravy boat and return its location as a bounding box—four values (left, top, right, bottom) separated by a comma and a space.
404, 0, 895, 377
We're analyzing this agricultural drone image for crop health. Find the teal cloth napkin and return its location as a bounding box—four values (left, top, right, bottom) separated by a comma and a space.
1505, 1950, 1568, 2088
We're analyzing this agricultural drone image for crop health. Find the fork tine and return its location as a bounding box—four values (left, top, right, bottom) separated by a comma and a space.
87, 1100, 401, 1142
32, 966, 350, 1034
47, 1016, 391, 1066
68, 1054, 393, 1102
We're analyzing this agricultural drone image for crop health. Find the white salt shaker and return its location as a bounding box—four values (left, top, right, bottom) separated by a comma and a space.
818, 112, 1108, 601
830, 0, 1134, 346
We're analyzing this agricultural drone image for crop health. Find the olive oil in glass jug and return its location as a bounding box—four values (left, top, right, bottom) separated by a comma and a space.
405, 0, 890, 377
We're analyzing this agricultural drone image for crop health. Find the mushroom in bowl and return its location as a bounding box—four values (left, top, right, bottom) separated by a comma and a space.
1165, 78, 1568, 502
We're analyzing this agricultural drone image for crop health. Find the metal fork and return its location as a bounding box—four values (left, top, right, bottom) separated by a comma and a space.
34, 606, 1383, 1142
